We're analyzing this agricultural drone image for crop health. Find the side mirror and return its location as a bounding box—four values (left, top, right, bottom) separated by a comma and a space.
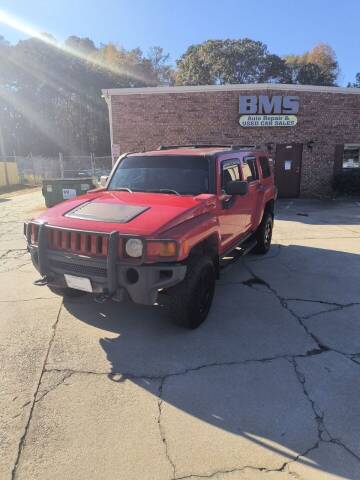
225, 180, 248, 196
100, 175, 108, 187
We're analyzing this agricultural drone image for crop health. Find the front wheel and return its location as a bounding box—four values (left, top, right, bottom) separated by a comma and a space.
163, 255, 216, 329
253, 212, 273, 254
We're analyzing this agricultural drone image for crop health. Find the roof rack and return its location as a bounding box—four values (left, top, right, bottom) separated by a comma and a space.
157, 144, 261, 151
231, 145, 260, 150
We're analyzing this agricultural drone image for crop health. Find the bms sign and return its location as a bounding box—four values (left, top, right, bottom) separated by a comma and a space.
239, 95, 299, 127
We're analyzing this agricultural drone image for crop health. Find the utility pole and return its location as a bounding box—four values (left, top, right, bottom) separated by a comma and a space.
59, 152, 64, 179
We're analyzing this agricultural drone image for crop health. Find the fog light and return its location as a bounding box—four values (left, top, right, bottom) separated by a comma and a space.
126, 268, 139, 284
125, 238, 143, 258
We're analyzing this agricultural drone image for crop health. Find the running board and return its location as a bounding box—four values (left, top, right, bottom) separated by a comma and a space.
239, 238, 258, 256
220, 238, 257, 269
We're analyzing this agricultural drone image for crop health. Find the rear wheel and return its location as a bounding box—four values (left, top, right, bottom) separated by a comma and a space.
163, 255, 216, 329
253, 212, 273, 254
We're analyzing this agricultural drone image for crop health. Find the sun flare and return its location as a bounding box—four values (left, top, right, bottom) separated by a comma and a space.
0, 8, 150, 84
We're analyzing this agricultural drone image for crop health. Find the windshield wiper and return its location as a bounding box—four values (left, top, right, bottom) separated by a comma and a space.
112, 187, 133, 193
146, 188, 180, 195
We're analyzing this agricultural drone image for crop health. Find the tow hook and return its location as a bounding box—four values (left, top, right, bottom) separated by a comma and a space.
94, 293, 111, 303
94, 290, 123, 303
33, 276, 52, 286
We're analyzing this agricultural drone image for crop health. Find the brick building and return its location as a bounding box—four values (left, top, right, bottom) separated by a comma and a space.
102, 84, 360, 197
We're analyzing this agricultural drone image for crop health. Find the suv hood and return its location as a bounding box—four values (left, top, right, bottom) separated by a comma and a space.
35, 190, 216, 236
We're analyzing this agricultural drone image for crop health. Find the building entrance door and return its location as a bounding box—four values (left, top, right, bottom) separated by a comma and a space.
274, 143, 303, 197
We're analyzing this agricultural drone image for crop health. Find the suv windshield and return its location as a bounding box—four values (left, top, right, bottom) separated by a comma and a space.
108, 155, 210, 195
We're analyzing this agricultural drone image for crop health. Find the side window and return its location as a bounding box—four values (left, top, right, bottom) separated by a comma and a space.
259, 156, 271, 178
221, 160, 241, 191
343, 144, 360, 169
243, 157, 259, 182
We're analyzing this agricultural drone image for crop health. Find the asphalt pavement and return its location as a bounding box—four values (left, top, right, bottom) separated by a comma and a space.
1, 188, 360, 480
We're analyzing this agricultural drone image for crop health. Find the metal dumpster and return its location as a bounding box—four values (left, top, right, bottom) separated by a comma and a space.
42, 177, 96, 208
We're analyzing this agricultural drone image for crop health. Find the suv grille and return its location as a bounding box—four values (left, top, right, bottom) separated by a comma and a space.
27, 224, 126, 259
47, 228, 110, 256
49, 260, 107, 278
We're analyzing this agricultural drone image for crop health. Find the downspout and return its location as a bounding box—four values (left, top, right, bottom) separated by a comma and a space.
102, 90, 116, 166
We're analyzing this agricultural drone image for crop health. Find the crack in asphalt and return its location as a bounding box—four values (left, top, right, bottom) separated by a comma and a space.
290, 357, 330, 442
301, 302, 360, 320
0, 248, 31, 272
157, 377, 177, 478
0, 249, 28, 257
242, 261, 329, 353
4, 201, 360, 478
11, 300, 63, 480
43, 350, 328, 387
175, 465, 271, 479
7, 286, 360, 478
241, 262, 360, 359
291, 357, 360, 465
0, 297, 57, 303
38, 351, 341, 480
0, 249, 10, 259
42, 352, 349, 480
326, 438, 360, 463
239, 264, 360, 361
219, 277, 360, 317
283, 297, 352, 308
35, 370, 75, 403
349, 356, 360, 366
174, 442, 321, 479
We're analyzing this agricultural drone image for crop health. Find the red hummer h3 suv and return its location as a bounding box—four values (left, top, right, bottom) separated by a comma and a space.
25, 145, 276, 329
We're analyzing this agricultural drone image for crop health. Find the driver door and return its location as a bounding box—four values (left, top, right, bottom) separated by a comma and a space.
241, 156, 261, 230
218, 158, 248, 253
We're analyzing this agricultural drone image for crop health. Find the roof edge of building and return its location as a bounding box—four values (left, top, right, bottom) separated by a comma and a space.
101, 83, 360, 97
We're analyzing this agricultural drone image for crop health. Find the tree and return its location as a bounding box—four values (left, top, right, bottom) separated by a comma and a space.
0, 35, 172, 156
348, 73, 360, 88
148, 46, 174, 85
65, 36, 96, 55
0, 33, 341, 158
284, 43, 339, 86
175, 39, 289, 85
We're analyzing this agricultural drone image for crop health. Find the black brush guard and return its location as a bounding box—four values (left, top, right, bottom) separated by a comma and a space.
26, 222, 186, 305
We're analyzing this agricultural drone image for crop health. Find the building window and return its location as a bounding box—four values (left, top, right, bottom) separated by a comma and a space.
343, 145, 360, 169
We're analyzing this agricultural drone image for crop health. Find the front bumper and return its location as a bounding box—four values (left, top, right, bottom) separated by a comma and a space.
26, 224, 186, 305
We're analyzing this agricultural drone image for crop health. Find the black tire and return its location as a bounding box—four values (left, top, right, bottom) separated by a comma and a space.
253, 212, 273, 254
163, 255, 216, 329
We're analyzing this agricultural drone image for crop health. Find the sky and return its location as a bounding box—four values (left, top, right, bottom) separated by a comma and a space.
0, 0, 359, 85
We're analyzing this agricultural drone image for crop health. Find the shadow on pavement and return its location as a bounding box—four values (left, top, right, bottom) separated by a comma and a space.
276, 198, 360, 225
62, 243, 360, 478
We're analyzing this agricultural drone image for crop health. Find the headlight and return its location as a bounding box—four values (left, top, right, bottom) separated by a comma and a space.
125, 238, 143, 258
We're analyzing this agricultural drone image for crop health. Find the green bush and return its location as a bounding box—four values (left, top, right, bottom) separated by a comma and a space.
333, 170, 360, 194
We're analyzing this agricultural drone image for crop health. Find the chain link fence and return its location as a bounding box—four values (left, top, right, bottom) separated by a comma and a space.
0, 154, 113, 186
